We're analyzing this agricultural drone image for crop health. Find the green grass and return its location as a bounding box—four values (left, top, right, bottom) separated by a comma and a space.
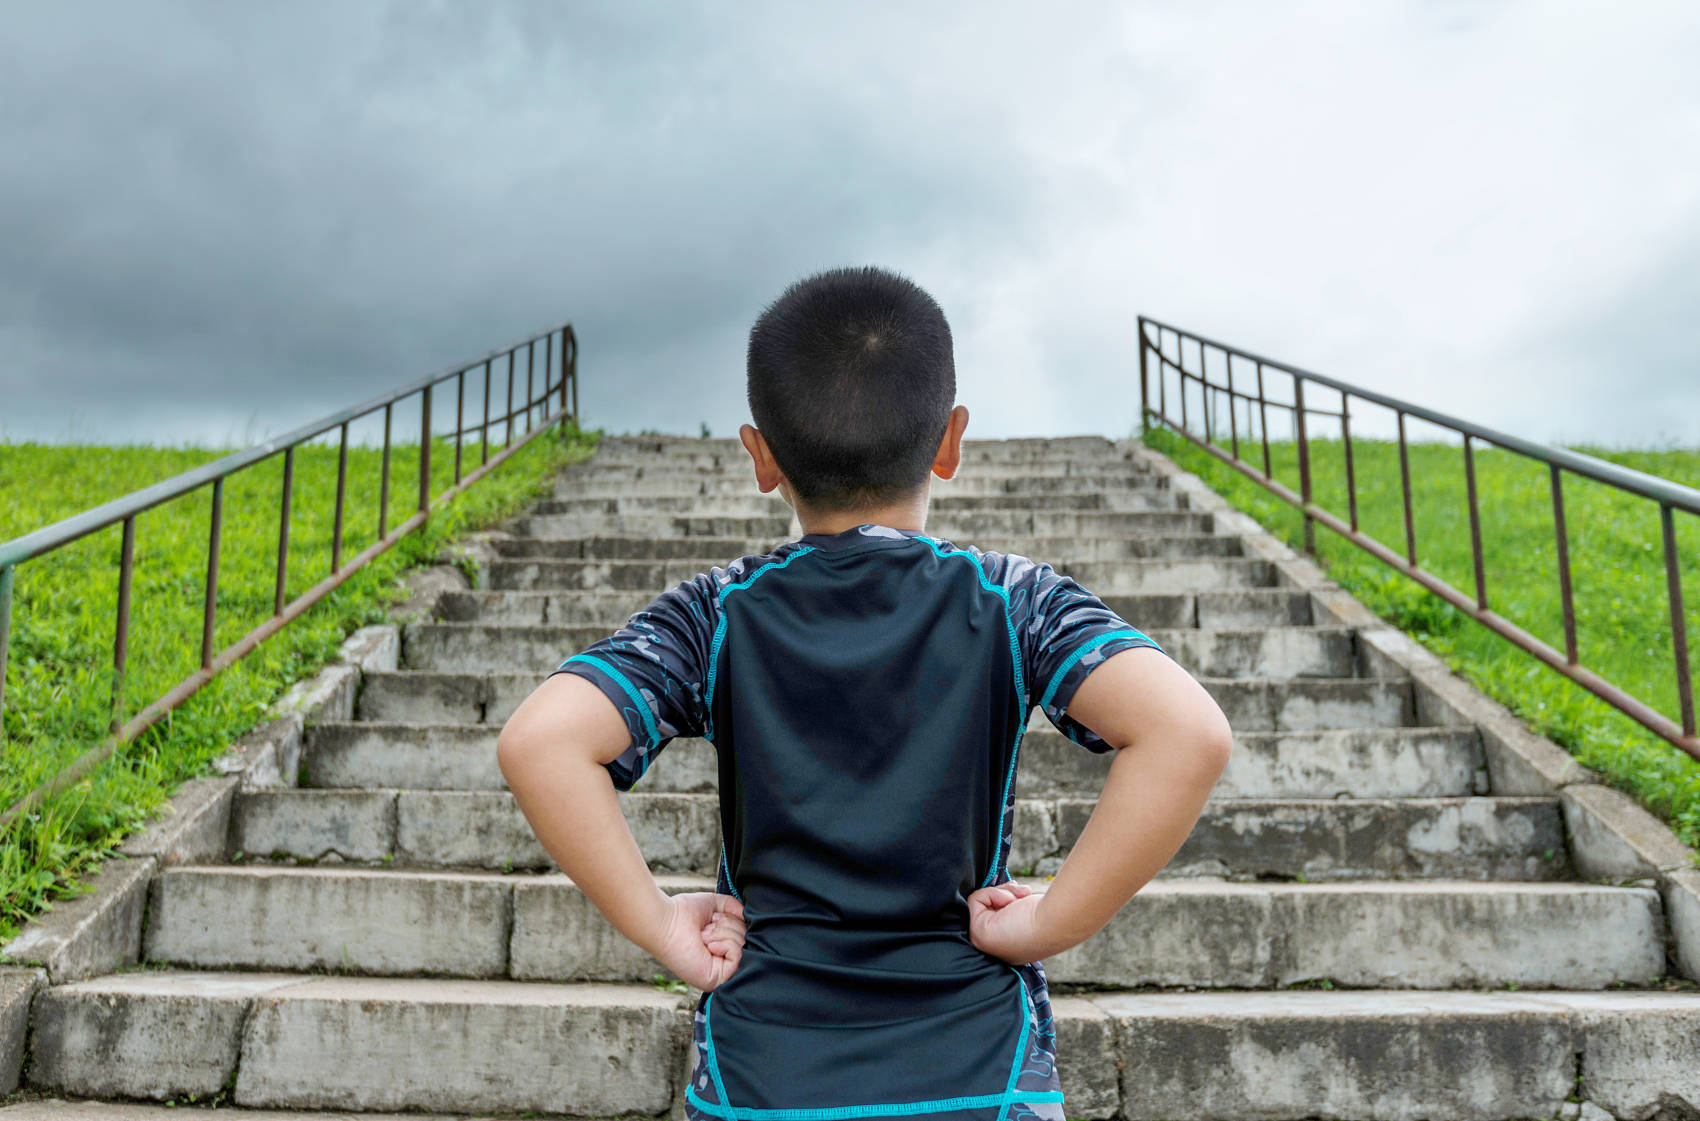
1140, 424, 1700, 858
0, 418, 604, 941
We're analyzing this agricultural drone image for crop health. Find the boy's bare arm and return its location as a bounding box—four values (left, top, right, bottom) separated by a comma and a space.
496, 673, 747, 990
974, 645, 1232, 962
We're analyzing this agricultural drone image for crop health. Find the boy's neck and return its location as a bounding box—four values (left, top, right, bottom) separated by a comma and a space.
786, 483, 930, 536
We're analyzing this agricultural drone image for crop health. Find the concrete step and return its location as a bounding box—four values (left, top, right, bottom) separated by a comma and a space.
513, 508, 1218, 539
492, 532, 1247, 562
553, 472, 1173, 499
399, 620, 1349, 676
231, 787, 1568, 881
26, 971, 1696, 1118
527, 491, 1187, 517
356, 670, 1405, 730
304, 722, 1485, 799
482, 554, 1277, 595
558, 460, 1164, 484
431, 586, 1315, 630
141, 868, 1660, 988
585, 433, 1139, 467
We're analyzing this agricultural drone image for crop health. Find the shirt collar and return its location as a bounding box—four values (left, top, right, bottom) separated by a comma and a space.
795, 522, 932, 552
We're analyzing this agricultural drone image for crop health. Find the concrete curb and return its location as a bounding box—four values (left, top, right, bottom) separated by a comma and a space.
0, 562, 471, 1088
1123, 438, 1700, 983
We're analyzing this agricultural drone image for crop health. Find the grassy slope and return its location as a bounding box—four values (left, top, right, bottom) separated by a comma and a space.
1140, 425, 1700, 859
0, 420, 602, 940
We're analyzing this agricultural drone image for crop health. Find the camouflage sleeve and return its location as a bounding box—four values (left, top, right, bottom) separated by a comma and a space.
548, 569, 721, 791
986, 548, 1170, 753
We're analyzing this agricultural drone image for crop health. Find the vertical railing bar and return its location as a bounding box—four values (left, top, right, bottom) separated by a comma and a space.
542, 333, 553, 432
505, 350, 516, 448
1226, 353, 1239, 460
419, 385, 433, 514
1255, 361, 1271, 479
332, 421, 349, 574
201, 478, 223, 670
1293, 374, 1314, 556
379, 403, 392, 540
1398, 409, 1417, 566
1138, 318, 1150, 432
274, 447, 294, 615
1200, 342, 1212, 443
112, 515, 136, 735
1342, 390, 1357, 532
1157, 328, 1167, 421
1660, 503, 1696, 737
1550, 464, 1578, 665
481, 359, 492, 466
569, 329, 578, 423
1178, 333, 1189, 431
525, 341, 536, 433
454, 370, 465, 485
560, 328, 571, 422
1463, 433, 1487, 609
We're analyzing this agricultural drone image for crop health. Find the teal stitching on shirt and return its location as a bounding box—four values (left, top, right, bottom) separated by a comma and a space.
1037, 628, 1161, 711
684, 1087, 1064, 1120
993, 968, 1034, 1121
720, 836, 743, 903
689, 966, 1063, 1121
912, 536, 1028, 889
563, 653, 659, 749
703, 546, 819, 741
703, 991, 736, 1113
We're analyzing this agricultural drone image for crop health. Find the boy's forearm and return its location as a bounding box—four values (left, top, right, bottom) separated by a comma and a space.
1031, 735, 1227, 957
498, 740, 673, 958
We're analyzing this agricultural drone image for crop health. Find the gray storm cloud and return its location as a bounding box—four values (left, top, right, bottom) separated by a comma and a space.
1, 0, 1696, 449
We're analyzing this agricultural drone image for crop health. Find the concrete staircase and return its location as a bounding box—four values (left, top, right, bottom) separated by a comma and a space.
15, 434, 1698, 1121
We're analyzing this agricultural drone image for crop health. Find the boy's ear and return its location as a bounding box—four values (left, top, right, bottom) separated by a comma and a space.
740, 424, 791, 499
932, 405, 969, 480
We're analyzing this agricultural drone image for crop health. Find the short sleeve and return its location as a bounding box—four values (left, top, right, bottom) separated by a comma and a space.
547, 570, 721, 791
994, 551, 1170, 754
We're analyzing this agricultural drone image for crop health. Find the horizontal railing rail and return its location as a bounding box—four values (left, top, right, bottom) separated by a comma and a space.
1138, 314, 1698, 762
0, 321, 580, 832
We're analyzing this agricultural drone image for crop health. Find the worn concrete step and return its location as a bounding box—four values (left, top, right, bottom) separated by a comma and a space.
399, 620, 1348, 676
24, 970, 686, 1113
528, 491, 1187, 517
493, 532, 1247, 562
304, 723, 1484, 799
586, 433, 1139, 466
483, 556, 1278, 598
355, 670, 1406, 732
26, 971, 1697, 1119
231, 787, 1568, 881
142, 868, 1659, 989
558, 459, 1163, 484
432, 586, 1315, 630
554, 472, 1172, 499
513, 508, 1218, 539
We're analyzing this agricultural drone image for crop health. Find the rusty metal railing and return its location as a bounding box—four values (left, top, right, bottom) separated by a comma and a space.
0, 321, 579, 831
1138, 315, 1699, 762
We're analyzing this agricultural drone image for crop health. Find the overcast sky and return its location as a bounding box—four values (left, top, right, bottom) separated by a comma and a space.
2, 1, 1697, 452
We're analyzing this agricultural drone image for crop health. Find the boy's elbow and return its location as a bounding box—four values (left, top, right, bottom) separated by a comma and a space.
1196, 709, 1234, 774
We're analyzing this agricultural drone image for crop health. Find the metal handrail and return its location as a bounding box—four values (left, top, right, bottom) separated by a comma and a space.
0, 321, 580, 831
1138, 314, 1698, 762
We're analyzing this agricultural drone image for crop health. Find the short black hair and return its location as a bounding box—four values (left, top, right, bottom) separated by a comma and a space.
746, 266, 956, 514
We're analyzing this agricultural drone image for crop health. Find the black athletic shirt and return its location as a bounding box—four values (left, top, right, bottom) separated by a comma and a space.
549, 522, 1169, 1121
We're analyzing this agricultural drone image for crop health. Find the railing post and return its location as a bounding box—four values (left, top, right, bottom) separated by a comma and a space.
275, 447, 293, 615
569, 330, 579, 425
379, 403, 393, 539
1463, 434, 1487, 610
1550, 465, 1578, 665
1137, 317, 1149, 435
1661, 503, 1696, 738
113, 515, 136, 735
1293, 375, 1314, 556
419, 384, 433, 515
201, 478, 223, 670
332, 421, 349, 573
0, 564, 13, 732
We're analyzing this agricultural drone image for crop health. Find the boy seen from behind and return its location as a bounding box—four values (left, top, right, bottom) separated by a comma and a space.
498, 265, 1233, 1121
